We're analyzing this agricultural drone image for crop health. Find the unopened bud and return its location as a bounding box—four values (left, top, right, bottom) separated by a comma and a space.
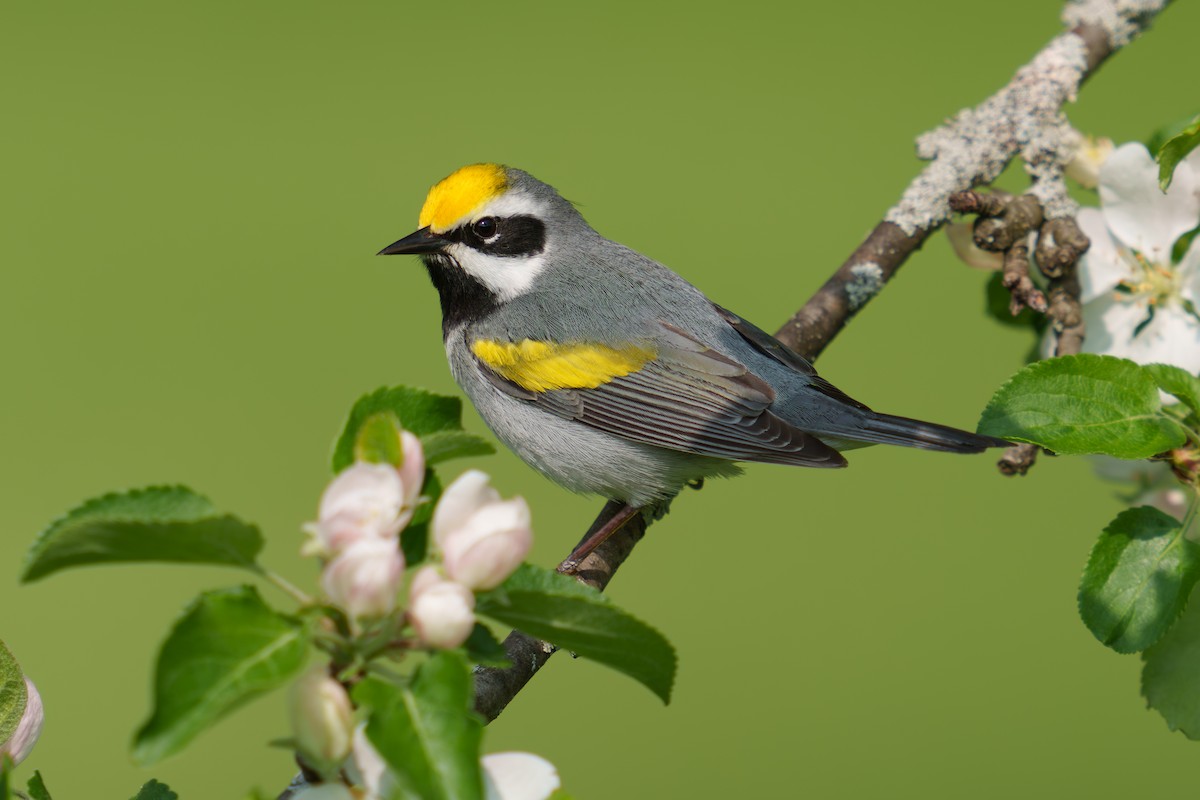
408, 566, 476, 649
398, 431, 426, 509
303, 462, 408, 557
433, 471, 533, 590
0, 677, 43, 766
321, 538, 404, 619
289, 667, 354, 774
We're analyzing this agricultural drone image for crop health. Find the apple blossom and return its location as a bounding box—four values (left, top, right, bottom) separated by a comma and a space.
482, 752, 561, 800
289, 666, 354, 774
321, 537, 404, 619
433, 471, 533, 590
303, 462, 409, 557
0, 676, 43, 766
1048, 143, 1200, 372
408, 566, 476, 649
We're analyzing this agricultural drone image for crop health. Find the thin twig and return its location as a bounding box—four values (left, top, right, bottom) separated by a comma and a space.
468, 0, 1168, 724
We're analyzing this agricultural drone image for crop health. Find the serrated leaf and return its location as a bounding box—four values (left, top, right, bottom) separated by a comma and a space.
0, 641, 26, 750
477, 586, 675, 704
1079, 507, 1200, 653
1156, 114, 1200, 191
491, 563, 609, 603
420, 431, 495, 465
134, 586, 309, 765
22, 486, 263, 583
1145, 363, 1200, 415
977, 355, 1186, 458
27, 772, 51, 800
1144, 590, 1200, 738
355, 653, 484, 800
334, 387, 466, 473
130, 779, 177, 800
355, 411, 406, 466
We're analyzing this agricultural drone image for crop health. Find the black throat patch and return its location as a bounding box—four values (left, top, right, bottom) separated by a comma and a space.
420, 254, 501, 338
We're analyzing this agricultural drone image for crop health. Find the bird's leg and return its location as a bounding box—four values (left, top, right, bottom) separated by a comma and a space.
558, 502, 642, 575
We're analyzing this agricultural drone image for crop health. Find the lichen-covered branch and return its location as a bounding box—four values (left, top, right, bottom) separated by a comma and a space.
773, 0, 1166, 360
463, 0, 1170, 743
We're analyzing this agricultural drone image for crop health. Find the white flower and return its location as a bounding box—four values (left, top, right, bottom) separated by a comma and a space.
289, 666, 354, 773
482, 752, 561, 800
1065, 135, 1114, 189
433, 471, 533, 590
349, 724, 394, 800
321, 537, 405, 619
351, 730, 560, 800
408, 566, 476, 649
1051, 143, 1200, 371
0, 676, 43, 766
303, 462, 410, 557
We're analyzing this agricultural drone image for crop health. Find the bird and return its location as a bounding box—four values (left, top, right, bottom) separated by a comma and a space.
379, 163, 1008, 569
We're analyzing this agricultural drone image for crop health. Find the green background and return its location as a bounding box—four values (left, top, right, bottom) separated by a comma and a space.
2, 2, 1196, 797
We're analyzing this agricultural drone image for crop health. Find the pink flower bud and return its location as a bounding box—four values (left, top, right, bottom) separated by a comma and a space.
350, 723, 394, 799
482, 752, 561, 800
321, 538, 404, 619
398, 431, 426, 509
303, 463, 408, 557
433, 471, 533, 590
408, 566, 476, 649
0, 677, 43, 766
289, 666, 354, 773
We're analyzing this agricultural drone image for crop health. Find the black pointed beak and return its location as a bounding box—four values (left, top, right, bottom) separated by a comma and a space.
377, 226, 447, 255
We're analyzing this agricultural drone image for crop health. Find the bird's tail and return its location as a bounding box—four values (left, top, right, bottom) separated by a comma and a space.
841, 411, 1010, 454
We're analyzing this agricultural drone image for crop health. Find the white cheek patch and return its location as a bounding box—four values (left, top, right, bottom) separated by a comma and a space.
447, 242, 550, 302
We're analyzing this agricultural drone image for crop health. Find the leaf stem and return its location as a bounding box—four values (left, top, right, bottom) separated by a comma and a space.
261, 568, 314, 606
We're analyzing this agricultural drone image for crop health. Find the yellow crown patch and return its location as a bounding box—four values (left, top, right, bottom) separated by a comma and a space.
418, 163, 509, 232
472, 339, 657, 393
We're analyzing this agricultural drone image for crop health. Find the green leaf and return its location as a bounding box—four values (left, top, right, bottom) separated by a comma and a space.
334, 386, 466, 472
493, 563, 609, 602
477, 576, 676, 705
355, 653, 484, 800
1144, 590, 1200, 738
420, 431, 495, 466
0, 759, 9, 800
464, 624, 510, 668
1078, 507, 1200, 653
977, 355, 1186, 458
27, 772, 51, 800
0, 640, 26, 750
984, 271, 1040, 331
1145, 363, 1200, 415
1156, 114, 1200, 191
355, 411, 406, 466
22, 486, 263, 583
130, 780, 178, 800
401, 470, 442, 566
134, 586, 309, 765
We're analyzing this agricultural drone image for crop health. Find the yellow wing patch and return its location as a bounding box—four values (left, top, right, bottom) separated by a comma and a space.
419, 163, 509, 233
473, 339, 657, 393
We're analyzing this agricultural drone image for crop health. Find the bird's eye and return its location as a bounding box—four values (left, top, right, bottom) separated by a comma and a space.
472, 217, 498, 240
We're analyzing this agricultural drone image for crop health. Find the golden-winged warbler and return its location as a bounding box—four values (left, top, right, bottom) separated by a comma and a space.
379, 164, 1006, 566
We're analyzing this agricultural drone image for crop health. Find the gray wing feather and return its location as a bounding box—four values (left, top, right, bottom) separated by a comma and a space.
477, 322, 847, 469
